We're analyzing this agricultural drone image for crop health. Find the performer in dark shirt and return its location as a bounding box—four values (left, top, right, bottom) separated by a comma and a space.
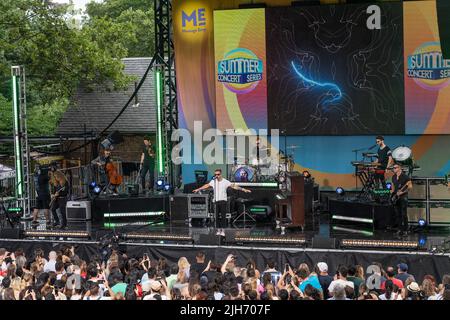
32, 165, 51, 225
391, 164, 412, 235
140, 136, 156, 194
375, 136, 394, 188
50, 171, 70, 229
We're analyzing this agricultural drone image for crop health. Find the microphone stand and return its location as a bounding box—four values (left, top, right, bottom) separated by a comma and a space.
214, 177, 218, 231
351, 147, 365, 189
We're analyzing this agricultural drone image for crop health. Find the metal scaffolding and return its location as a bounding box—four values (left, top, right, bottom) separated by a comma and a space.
11, 65, 32, 218
154, 0, 178, 188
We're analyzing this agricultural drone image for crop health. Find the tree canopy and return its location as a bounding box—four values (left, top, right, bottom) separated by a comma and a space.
0, 0, 155, 142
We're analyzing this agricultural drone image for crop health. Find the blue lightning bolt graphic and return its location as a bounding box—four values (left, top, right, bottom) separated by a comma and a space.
291, 61, 342, 104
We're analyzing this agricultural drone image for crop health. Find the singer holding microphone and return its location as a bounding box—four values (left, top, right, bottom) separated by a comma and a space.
374, 135, 394, 188
193, 169, 251, 236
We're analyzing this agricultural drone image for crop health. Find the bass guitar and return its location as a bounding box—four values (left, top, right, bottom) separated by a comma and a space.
390, 183, 409, 204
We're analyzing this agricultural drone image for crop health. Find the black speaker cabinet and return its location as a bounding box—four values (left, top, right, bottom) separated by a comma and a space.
169, 195, 189, 223
0, 227, 22, 239
312, 237, 336, 249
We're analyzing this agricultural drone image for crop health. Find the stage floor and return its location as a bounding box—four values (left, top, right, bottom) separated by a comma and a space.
16, 209, 450, 251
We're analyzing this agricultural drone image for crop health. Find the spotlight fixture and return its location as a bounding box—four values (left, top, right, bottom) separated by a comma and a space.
418, 218, 427, 227
386, 182, 392, 190
164, 184, 171, 192
340, 239, 418, 249
89, 181, 97, 188
336, 187, 345, 195
93, 186, 102, 194
24, 230, 90, 238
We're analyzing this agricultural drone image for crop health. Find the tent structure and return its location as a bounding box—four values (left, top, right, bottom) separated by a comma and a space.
0, 164, 15, 180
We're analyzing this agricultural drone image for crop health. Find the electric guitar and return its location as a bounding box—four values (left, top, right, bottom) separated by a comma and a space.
390, 183, 409, 204
49, 186, 66, 208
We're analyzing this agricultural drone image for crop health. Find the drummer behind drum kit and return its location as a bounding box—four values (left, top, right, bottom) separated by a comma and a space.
229, 145, 299, 183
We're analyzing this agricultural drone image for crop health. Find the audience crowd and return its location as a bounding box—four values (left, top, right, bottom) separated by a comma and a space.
0, 246, 449, 300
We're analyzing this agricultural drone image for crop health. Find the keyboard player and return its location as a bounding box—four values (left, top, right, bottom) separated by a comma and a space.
374, 136, 394, 188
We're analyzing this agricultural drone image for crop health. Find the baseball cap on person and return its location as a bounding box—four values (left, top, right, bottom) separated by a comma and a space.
317, 262, 328, 273
397, 263, 408, 272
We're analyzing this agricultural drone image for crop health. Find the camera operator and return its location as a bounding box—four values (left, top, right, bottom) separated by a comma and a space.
32, 164, 51, 226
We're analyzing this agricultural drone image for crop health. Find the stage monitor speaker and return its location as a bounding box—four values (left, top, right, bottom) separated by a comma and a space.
127, 184, 139, 197
312, 237, 336, 249
0, 227, 22, 239
198, 233, 221, 245
437, 0, 450, 59
169, 195, 189, 223
67, 201, 92, 221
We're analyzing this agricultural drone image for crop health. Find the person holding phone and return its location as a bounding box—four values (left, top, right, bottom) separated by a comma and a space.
261, 259, 282, 285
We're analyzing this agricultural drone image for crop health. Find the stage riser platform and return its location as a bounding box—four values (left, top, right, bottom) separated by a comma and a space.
329, 199, 394, 230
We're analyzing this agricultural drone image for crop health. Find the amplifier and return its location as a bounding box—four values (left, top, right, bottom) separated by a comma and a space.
429, 202, 450, 225
409, 178, 427, 200
67, 201, 92, 221
429, 178, 450, 200
188, 194, 210, 219
407, 201, 427, 223
169, 195, 189, 222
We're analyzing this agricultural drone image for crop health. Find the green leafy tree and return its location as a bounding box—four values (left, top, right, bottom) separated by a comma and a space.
86, 0, 155, 57
0, 0, 137, 140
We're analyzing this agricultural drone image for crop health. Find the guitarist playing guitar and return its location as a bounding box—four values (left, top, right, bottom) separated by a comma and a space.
50, 171, 69, 229
390, 164, 412, 236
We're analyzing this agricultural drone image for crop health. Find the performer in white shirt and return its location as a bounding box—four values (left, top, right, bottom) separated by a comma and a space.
193, 168, 251, 236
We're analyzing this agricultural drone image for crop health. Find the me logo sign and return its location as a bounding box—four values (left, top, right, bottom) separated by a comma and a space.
182, 8, 207, 33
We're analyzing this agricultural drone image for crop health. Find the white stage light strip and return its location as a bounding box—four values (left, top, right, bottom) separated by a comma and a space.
332, 215, 373, 224
104, 211, 165, 218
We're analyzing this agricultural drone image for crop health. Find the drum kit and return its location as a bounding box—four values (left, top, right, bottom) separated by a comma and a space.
228, 145, 299, 183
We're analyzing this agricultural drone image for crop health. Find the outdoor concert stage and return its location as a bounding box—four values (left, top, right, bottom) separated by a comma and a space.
1, 193, 450, 281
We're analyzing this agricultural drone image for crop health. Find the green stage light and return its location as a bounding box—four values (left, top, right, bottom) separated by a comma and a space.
7, 207, 23, 213
11, 70, 23, 198
155, 68, 164, 175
